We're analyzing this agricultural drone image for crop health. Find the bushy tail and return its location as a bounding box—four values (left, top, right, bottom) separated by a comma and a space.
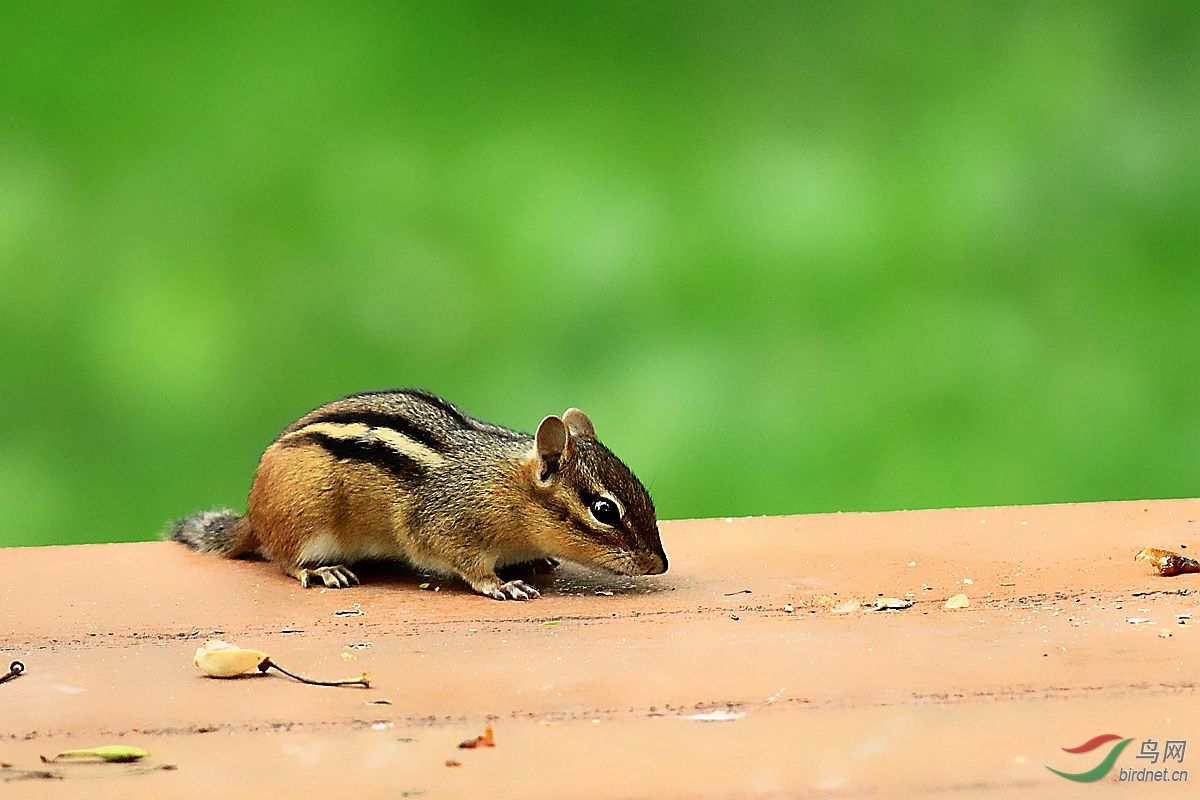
168, 508, 254, 557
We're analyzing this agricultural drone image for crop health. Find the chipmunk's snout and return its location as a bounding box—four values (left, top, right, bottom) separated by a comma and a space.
637, 528, 668, 575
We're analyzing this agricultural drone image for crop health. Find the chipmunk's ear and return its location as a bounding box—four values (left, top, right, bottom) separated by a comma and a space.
535, 415, 568, 482
562, 408, 595, 439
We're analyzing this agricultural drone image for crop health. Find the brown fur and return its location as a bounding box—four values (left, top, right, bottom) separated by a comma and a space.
170, 389, 667, 600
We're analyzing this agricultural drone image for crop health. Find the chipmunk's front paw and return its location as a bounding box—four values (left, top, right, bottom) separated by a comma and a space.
480, 579, 541, 601
299, 565, 359, 589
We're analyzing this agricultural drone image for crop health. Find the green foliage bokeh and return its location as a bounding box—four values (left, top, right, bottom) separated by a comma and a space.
2, 3, 1198, 547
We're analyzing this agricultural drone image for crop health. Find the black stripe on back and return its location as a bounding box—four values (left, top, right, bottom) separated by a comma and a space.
393, 389, 473, 427
408, 390, 527, 439
307, 410, 450, 453
285, 431, 427, 483
333, 388, 533, 443
355, 389, 528, 440
352, 389, 471, 424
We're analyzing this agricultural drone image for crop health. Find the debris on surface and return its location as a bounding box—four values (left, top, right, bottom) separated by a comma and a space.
193, 639, 370, 687
444, 759, 462, 768
42, 746, 148, 764
832, 599, 859, 614
193, 640, 268, 677
1126, 618, 1151, 625
458, 725, 495, 749
681, 710, 745, 722
1135, 547, 1200, 576
944, 594, 970, 610
783, 603, 795, 613
873, 598, 914, 611
724, 589, 752, 596
1, 767, 61, 782
334, 604, 365, 616
0, 661, 24, 685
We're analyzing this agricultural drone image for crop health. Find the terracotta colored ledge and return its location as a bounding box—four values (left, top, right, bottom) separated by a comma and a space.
2, 499, 1196, 798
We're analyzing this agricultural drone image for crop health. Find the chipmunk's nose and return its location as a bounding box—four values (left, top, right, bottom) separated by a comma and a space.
641, 534, 668, 575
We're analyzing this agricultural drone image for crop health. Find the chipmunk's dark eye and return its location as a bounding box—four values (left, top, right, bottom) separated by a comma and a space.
589, 497, 621, 526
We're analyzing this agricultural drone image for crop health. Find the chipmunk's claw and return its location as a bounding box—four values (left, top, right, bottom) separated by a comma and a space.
299, 565, 359, 589
483, 580, 541, 601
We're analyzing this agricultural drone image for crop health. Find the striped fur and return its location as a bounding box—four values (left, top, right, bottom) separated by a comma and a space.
169, 389, 667, 599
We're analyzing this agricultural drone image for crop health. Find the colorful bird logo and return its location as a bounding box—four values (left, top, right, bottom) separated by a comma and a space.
1046, 734, 1135, 782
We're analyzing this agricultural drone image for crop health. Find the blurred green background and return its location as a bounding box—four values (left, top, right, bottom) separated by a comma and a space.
2, 3, 1198, 548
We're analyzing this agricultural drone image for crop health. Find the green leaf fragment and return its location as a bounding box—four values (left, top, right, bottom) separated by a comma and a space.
53, 745, 148, 763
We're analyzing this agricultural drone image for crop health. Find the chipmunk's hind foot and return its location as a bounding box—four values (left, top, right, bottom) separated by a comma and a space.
289, 564, 360, 589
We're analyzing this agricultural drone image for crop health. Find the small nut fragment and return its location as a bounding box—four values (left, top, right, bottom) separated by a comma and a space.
1134, 547, 1200, 577
193, 640, 268, 677
944, 594, 970, 610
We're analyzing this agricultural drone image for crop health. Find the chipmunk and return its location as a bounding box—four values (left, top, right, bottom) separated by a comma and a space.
170, 389, 667, 600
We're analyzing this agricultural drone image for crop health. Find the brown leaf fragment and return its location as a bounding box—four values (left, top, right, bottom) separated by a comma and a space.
1135, 547, 1200, 577
458, 724, 495, 749
444, 760, 462, 768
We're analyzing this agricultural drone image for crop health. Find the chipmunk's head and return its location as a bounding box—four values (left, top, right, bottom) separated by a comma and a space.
528, 408, 667, 577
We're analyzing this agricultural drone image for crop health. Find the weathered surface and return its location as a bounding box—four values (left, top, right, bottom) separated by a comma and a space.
2, 499, 1196, 797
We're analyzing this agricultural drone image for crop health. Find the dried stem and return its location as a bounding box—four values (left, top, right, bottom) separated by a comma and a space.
0, 661, 25, 686
260, 658, 370, 688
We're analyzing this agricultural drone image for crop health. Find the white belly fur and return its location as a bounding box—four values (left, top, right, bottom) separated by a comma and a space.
296, 531, 404, 565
